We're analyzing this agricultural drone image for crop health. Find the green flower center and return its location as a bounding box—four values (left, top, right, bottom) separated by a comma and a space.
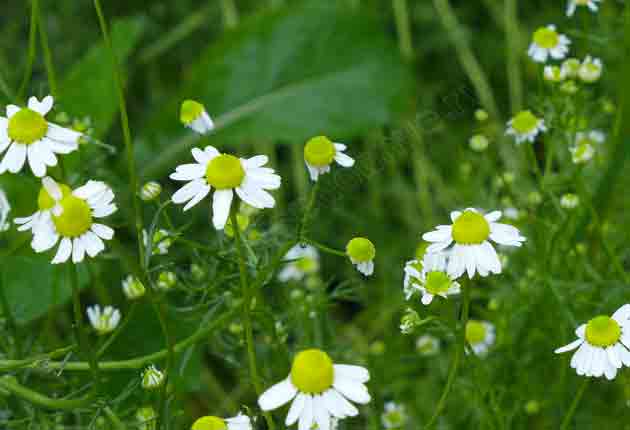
465, 321, 487, 345
585, 316, 621, 347
533, 27, 559, 49
7, 108, 48, 144
304, 136, 336, 167
52, 195, 93, 238
346, 237, 376, 262
424, 271, 452, 295
384, 410, 405, 426
191, 416, 227, 430
37, 184, 72, 211
290, 349, 334, 394
180, 100, 205, 125
452, 211, 490, 244
511, 111, 539, 134
295, 256, 318, 273
205, 154, 245, 189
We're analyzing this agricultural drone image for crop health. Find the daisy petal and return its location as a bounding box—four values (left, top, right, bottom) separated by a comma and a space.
258, 378, 297, 411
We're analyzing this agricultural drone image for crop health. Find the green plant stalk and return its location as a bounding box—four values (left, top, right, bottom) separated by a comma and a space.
37, 3, 58, 97
0, 377, 96, 411
0, 344, 76, 372
392, 0, 414, 61
425, 279, 471, 429
96, 303, 137, 358
104, 407, 128, 430
230, 211, 276, 430
304, 238, 346, 257
504, 0, 523, 113
220, 0, 239, 29
559, 379, 590, 430
298, 180, 320, 241
18, 0, 39, 101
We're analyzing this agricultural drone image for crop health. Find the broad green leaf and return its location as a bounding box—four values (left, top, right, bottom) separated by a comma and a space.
59, 17, 145, 138
140, 1, 415, 178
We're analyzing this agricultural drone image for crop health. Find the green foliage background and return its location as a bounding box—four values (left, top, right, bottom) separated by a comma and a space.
1, 0, 630, 429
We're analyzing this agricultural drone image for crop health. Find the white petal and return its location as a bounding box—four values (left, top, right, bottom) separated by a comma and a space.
183, 184, 210, 211
191, 146, 214, 164
312, 396, 330, 430
243, 155, 268, 168
332, 377, 370, 404
298, 395, 313, 430
286, 393, 306, 426
612, 304, 630, 324
258, 378, 297, 411
334, 152, 355, 167
42, 176, 62, 200
172, 179, 206, 205
72, 237, 85, 263
421, 293, 434, 305
6, 105, 20, 118
92, 204, 117, 218
82, 231, 105, 257
27, 142, 47, 177
333, 365, 370, 383
422, 227, 452, 242
555, 338, 583, 354
235, 179, 275, 209
450, 211, 462, 222
1, 142, 27, 173
212, 189, 233, 230
327, 389, 358, 417
52, 237, 73, 264
169, 163, 206, 181
576, 324, 586, 339
91, 223, 114, 240
484, 211, 502, 222
28, 95, 54, 116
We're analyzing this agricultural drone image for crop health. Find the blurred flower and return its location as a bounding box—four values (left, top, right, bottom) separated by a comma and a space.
140, 181, 162, 201
157, 271, 177, 291
555, 304, 630, 380
278, 244, 320, 282
21, 178, 116, 264
0, 95, 81, 177
525, 400, 541, 415
381, 402, 407, 429
560, 80, 579, 94
528, 25, 570, 63
506, 110, 547, 144
469, 134, 489, 152
141, 365, 165, 390
303, 136, 355, 181
544, 65, 567, 82
474, 109, 489, 122
346, 237, 376, 276
400, 308, 422, 335
578, 56, 603, 83
465, 320, 495, 356
190, 263, 206, 282
416, 335, 440, 356
562, 58, 581, 78
170, 146, 280, 230
422, 208, 526, 279
404, 252, 460, 305
560, 194, 580, 209
503, 207, 520, 221
527, 191, 542, 206
0, 187, 10, 231
122, 275, 146, 300
136, 406, 157, 430
567, 0, 601, 17
192, 414, 252, 430
180, 99, 214, 134
87, 305, 121, 335
143, 229, 173, 256
570, 130, 604, 163
258, 349, 370, 429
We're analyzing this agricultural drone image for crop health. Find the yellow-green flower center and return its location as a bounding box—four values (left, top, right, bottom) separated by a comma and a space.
511, 111, 539, 134
424, 271, 452, 295
585, 316, 621, 347
304, 136, 336, 167
346, 237, 376, 262
37, 184, 72, 211
52, 195, 93, 238
465, 321, 487, 345
180, 100, 205, 125
205, 154, 245, 189
7, 108, 48, 144
295, 256, 318, 273
533, 27, 559, 49
191, 416, 227, 430
452, 211, 490, 245
290, 349, 334, 394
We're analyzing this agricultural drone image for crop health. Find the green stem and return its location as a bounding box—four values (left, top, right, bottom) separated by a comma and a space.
220, 0, 239, 29
559, 379, 589, 430
251, 239, 298, 290
37, 3, 58, 97
0, 344, 76, 372
18, 0, 39, 101
303, 238, 346, 258
96, 303, 137, 358
230, 211, 276, 430
425, 280, 471, 428
298, 181, 320, 241
0, 377, 96, 411
504, 0, 523, 113
392, 0, 414, 61
104, 407, 127, 430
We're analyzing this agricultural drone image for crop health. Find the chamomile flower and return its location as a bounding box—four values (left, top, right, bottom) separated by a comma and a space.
122, 275, 146, 300
528, 25, 571, 63
170, 146, 281, 230
423, 208, 525, 279
578, 56, 603, 83
142, 365, 165, 390
466, 320, 496, 356
303, 136, 355, 181
346, 237, 376, 276
258, 349, 371, 430
570, 130, 604, 163
561, 58, 581, 78
192, 414, 252, 430
24, 179, 116, 264
143, 229, 173, 255
180, 100, 214, 135
404, 252, 460, 305
416, 335, 440, 356
506, 110, 547, 144
0, 187, 10, 231
544, 65, 567, 82
0, 96, 81, 177
554, 304, 630, 380
278, 244, 320, 282
560, 194, 580, 209
87, 305, 121, 335
381, 402, 407, 429
567, 0, 602, 17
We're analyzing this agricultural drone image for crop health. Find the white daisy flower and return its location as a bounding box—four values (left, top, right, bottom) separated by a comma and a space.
141, 365, 165, 390
278, 244, 320, 282
23, 179, 116, 264
506, 110, 547, 144
561, 58, 581, 78
560, 193, 580, 209
87, 305, 121, 335
122, 275, 146, 300
180, 99, 214, 135
345, 237, 376, 276
0, 187, 10, 232
528, 25, 571, 63
567, 0, 602, 17
169, 146, 281, 230
544, 65, 567, 82
578, 56, 603, 83
0, 96, 81, 177
422, 208, 526, 279
142, 228, 173, 255
570, 130, 604, 164
303, 136, 355, 181
258, 348, 371, 430
381, 402, 407, 429
555, 304, 630, 380
192, 414, 252, 430
403, 252, 460, 305
416, 335, 440, 356
466, 320, 496, 356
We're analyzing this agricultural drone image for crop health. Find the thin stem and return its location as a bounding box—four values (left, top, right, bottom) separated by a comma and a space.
303, 238, 346, 258
18, 0, 39, 101
37, 3, 58, 97
230, 210, 276, 430
392, 0, 414, 61
298, 180, 320, 241
504, 0, 523, 113
559, 379, 589, 430
96, 303, 137, 358
0, 344, 76, 372
220, 0, 239, 29
425, 280, 471, 429
0, 377, 96, 411
104, 407, 127, 430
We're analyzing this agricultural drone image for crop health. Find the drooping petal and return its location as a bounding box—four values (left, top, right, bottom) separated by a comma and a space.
286, 393, 306, 426
52, 237, 73, 264
212, 189, 233, 230
1, 142, 27, 173
554, 338, 583, 354
298, 395, 313, 430
258, 378, 297, 411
